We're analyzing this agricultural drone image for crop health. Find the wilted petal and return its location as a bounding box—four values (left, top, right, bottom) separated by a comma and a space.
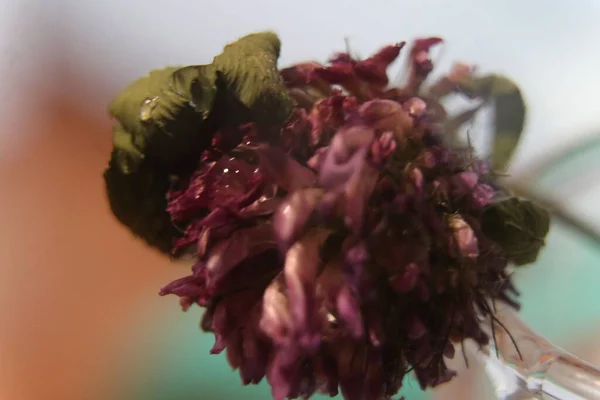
239, 319, 269, 384
307, 146, 329, 171
315, 64, 370, 100
159, 270, 208, 307
472, 183, 495, 208
389, 262, 420, 293
274, 188, 323, 250
280, 62, 332, 95
448, 216, 479, 259
334, 341, 367, 400
410, 37, 443, 74
267, 345, 305, 400
359, 99, 413, 141
343, 240, 369, 290
283, 229, 330, 350
404, 97, 427, 117
405, 37, 443, 93
260, 275, 293, 344
455, 171, 479, 189
344, 157, 379, 234
336, 285, 363, 338
252, 145, 317, 191
362, 302, 385, 347
318, 125, 375, 191
369, 131, 396, 166
353, 42, 405, 87
408, 317, 427, 340
205, 224, 277, 286
309, 94, 348, 146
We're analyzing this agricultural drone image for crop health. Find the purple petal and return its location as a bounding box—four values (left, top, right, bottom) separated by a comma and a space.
359, 99, 414, 141
408, 317, 427, 340
205, 224, 277, 287
274, 188, 323, 250
369, 131, 397, 166
472, 183, 495, 208
260, 275, 293, 345
353, 42, 405, 87
308, 94, 349, 146
336, 286, 363, 338
404, 97, 427, 117
448, 216, 479, 259
283, 229, 330, 350
318, 125, 375, 190
389, 262, 420, 293
343, 157, 379, 235
252, 145, 317, 191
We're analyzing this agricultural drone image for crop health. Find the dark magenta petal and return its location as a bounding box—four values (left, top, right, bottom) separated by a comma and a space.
308, 93, 350, 147
359, 99, 414, 140
318, 125, 375, 190
252, 145, 317, 191
315, 63, 356, 85
280, 62, 333, 97
336, 286, 363, 338
159, 273, 208, 308
353, 42, 405, 87
389, 262, 420, 293
280, 62, 323, 87
260, 274, 293, 346
344, 157, 378, 235
472, 183, 495, 208
448, 216, 479, 260
204, 224, 277, 287
411, 37, 443, 54
369, 131, 397, 166
408, 317, 427, 340
283, 229, 330, 350
274, 188, 323, 250
328, 52, 356, 65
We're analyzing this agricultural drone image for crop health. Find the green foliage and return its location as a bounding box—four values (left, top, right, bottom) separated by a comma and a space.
212, 31, 293, 128
455, 74, 526, 171
108, 65, 219, 172
481, 197, 551, 266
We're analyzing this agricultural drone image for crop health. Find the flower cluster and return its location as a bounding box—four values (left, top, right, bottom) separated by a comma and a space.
160, 37, 540, 400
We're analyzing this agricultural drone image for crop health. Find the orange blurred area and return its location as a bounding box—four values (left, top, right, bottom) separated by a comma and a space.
0, 72, 179, 399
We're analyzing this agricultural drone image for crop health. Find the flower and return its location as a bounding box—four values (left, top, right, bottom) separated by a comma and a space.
154, 35, 549, 400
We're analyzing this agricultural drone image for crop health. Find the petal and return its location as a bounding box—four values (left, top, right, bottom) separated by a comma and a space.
318, 126, 375, 191
448, 216, 479, 260
252, 145, 317, 191
283, 229, 331, 350
359, 99, 414, 141
336, 285, 363, 338
353, 42, 405, 87
389, 262, 420, 293
344, 157, 379, 235
205, 223, 278, 286
274, 188, 324, 250
260, 275, 293, 344
369, 131, 397, 166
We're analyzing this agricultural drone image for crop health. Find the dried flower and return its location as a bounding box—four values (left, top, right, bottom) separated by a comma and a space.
105, 31, 548, 400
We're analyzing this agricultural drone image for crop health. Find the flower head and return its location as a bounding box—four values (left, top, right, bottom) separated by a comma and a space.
154, 35, 549, 400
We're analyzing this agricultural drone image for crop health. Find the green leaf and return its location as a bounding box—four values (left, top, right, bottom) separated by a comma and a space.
456, 74, 527, 171
108, 65, 219, 171
481, 197, 550, 266
212, 31, 293, 127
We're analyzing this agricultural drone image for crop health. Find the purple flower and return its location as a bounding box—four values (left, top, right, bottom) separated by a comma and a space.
157, 35, 544, 400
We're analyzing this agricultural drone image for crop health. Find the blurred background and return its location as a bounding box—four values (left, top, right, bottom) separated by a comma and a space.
1, 0, 600, 399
